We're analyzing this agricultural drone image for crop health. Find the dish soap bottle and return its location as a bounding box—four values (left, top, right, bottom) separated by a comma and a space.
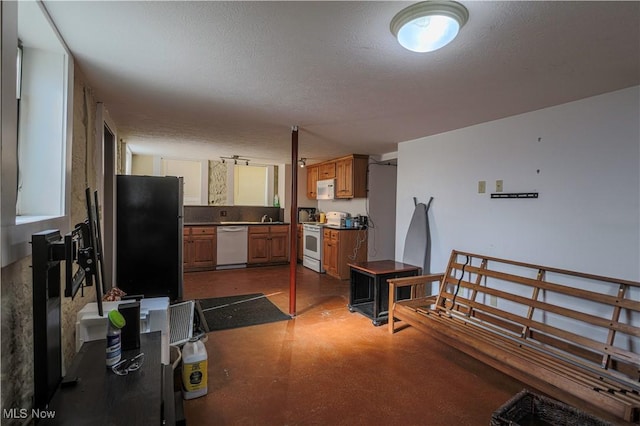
273, 194, 280, 207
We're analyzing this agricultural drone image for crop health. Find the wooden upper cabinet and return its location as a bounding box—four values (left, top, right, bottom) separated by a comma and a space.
335, 155, 368, 199
306, 165, 319, 199
307, 154, 368, 200
318, 162, 336, 180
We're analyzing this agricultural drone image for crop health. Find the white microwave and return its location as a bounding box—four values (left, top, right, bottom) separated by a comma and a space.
316, 179, 335, 200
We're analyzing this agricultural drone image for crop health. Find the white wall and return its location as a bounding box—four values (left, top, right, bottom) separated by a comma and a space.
367, 161, 397, 260
396, 86, 639, 282
317, 198, 367, 217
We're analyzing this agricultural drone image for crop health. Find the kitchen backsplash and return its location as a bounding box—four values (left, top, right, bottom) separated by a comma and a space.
185, 205, 284, 224
317, 198, 368, 218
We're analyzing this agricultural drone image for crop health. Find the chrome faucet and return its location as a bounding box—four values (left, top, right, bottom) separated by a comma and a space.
261, 215, 270, 223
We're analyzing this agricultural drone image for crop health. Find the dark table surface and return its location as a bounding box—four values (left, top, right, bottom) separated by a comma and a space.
348, 260, 421, 275
44, 332, 162, 425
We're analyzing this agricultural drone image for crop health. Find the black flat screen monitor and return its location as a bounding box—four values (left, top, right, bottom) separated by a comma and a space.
63, 187, 106, 316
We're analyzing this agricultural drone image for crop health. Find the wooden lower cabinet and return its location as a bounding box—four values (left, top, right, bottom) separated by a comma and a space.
184, 224, 291, 272
184, 226, 216, 272
248, 225, 289, 265
297, 224, 303, 262
322, 228, 367, 280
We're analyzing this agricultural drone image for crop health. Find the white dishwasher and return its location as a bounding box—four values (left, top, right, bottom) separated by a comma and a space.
216, 226, 248, 269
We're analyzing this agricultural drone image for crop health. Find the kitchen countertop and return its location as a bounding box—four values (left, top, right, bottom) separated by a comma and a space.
184, 222, 367, 230
323, 225, 367, 231
184, 222, 289, 226
301, 222, 367, 231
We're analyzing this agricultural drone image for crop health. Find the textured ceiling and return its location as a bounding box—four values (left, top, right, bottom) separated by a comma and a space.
41, 1, 639, 165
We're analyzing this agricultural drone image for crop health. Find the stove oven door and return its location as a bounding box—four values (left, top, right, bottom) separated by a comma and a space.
303, 225, 322, 260
302, 225, 324, 273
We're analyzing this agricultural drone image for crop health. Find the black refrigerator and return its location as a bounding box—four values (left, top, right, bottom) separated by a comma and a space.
116, 175, 183, 301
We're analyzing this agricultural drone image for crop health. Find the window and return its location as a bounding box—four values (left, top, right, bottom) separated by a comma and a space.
1, 1, 73, 266
162, 158, 207, 205
16, 1, 69, 220
234, 165, 269, 206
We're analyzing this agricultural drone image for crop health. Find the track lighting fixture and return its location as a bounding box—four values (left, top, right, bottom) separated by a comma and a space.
220, 155, 250, 166
299, 158, 306, 168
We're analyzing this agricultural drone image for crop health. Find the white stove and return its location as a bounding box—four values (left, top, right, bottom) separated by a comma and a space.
302, 223, 324, 273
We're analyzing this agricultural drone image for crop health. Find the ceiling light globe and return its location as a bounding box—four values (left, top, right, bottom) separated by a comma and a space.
390, 1, 469, 53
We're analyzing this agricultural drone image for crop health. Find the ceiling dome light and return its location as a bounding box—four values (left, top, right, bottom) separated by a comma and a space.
390, 1, 469, 53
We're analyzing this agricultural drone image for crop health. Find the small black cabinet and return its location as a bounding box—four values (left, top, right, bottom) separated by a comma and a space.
348, 260, 421, 326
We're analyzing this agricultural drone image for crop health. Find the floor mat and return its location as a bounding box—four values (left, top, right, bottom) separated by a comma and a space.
198, 293, 291, 331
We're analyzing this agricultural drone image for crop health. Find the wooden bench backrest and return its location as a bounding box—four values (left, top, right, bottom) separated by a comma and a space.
434, 250, 640, 387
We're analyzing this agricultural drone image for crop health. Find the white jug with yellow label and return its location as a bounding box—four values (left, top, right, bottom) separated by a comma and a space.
182, 337, 208, 399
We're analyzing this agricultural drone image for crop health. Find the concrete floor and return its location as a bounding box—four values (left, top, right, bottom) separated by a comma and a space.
181, 264, 534, 425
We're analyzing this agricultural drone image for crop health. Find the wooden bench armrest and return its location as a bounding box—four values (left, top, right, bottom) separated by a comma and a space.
387, 273, 444, 288
388, 274, 444, 334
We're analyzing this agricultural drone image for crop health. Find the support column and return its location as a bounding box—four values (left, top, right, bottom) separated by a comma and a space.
289, 126, 299, 316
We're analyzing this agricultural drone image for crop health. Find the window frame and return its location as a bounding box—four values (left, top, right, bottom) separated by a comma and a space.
1, 1, 74, 266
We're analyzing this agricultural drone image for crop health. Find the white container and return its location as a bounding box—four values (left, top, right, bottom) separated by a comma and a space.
75, 297, 171, 364
182, 337, 208, 399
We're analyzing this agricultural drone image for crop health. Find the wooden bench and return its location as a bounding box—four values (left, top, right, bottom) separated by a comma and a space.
388, 250, 640, 423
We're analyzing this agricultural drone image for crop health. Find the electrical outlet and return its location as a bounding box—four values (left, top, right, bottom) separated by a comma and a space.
489, 295, 498, 307
496, 180, 503, 192
220, 210, 227, 217
478, 181, 486, 193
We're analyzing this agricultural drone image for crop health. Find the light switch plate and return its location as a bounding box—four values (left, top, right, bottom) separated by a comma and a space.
478, 181, 486, 193
496, 180, 503, 192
